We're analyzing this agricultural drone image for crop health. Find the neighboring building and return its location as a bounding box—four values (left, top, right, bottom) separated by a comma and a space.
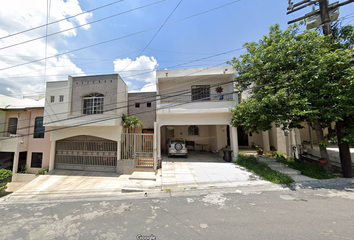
44, 74, 128, 173
128, 92, 156, 133
0, 95, 50, 181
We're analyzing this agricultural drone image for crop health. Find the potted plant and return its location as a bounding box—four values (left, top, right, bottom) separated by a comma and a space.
215, 86, 223, 94
256, 146, 264, 155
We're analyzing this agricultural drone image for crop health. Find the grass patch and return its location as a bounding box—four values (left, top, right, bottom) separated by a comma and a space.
274, 152, 335, 179
236, 153, 294, 186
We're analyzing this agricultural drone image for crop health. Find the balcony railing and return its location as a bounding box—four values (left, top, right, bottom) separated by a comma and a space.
160, 92, 234, 103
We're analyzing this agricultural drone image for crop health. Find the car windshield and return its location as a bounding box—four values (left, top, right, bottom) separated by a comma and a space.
171, 139, 184, 144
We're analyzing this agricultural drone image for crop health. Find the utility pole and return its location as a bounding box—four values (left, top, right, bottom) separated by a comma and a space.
287, 0, 354, 34
286, 0, 354, 178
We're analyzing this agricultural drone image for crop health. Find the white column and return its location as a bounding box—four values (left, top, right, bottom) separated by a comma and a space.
117, 141, 121, 161
12, 150, 19, 174
49, 141, 56, 171
262, 130, 270, 151
294, 128, 301, 158
153, 122, 157, 171
231, 126, 238, 160
157, 124, 161, 160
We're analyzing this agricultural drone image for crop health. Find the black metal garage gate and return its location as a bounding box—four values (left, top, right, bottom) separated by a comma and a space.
55, 140, 117, 172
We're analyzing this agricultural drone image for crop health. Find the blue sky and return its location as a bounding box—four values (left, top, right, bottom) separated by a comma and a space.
0, 0, 353, 96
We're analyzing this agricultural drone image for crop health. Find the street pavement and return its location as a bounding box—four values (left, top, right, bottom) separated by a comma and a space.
1, 181, 354, 240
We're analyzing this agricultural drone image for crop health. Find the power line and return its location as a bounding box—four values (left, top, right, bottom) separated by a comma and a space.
0, 63, 232, 127
0, 0, 127, 41
0, 0, 241, 73
1, 47, 243, 97
0, 0, 167, 52
0, 78, 235, 137
119, 0, 183, 72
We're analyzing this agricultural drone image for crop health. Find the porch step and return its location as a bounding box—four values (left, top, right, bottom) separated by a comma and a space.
129, 171, 156, 181
134, 168, 155, 172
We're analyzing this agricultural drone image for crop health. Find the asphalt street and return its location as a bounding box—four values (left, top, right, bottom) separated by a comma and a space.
1, 184, 354, 240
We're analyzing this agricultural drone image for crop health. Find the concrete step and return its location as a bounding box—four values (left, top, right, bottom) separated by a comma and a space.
134, 168, 155, 172
129, 172, 156, 181
270, 167, 301, 175
122, 179, 159, 193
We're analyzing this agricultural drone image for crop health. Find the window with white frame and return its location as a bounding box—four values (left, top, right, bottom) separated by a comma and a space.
50, 96, 55, 103
191, 85, 210, 101
188, 125, 199, 135
83, 93, 104, 115
59, 95, 64, 102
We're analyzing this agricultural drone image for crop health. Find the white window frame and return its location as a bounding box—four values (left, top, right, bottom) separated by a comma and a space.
50, 96, 55, 103
83, 93, 104, 115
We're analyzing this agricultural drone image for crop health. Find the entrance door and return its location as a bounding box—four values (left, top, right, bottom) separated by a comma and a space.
237, 127, 249, 146
55, 139, 117, 172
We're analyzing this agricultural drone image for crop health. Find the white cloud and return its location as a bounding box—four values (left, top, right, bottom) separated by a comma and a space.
0, 0, 91, 97
113, 55, 158, 83
140, 83, 156, 92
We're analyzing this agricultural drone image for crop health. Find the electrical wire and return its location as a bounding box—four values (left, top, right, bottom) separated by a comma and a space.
0, 0, 241, 72
0, 0, 127, 41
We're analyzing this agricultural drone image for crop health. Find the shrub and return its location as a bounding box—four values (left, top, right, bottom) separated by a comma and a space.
35, 167, 49, 176
0, 169, 13, 194
236, 153, 294, 186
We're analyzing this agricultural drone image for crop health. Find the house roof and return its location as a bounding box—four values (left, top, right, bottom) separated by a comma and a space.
0, 94, 45, 109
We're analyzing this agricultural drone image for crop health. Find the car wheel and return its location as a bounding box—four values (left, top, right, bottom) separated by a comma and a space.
168, 153, 171, 158
175, 143, 183, 151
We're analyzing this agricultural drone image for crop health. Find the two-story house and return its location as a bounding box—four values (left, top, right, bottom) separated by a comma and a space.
0, 95, 50, 181
155, 66, 241, 160
44, 74, 128, 173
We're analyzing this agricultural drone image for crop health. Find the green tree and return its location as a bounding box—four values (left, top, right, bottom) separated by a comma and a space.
121, 114, 144, 133
228, 23, 354, 177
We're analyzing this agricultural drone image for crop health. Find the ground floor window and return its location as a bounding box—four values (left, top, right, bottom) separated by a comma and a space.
31, 152, 42, 168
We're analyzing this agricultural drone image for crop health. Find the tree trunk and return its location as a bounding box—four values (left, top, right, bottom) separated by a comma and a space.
336, 120, 353, 178
313, 121, 333, 173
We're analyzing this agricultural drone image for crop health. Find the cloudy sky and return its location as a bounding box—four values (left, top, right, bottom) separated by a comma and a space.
0, 0, 353, 97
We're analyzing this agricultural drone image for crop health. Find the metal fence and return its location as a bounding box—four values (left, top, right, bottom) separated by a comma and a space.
160, 92, 234, 103
55, 140, 117, 168
121, 133, 154, 160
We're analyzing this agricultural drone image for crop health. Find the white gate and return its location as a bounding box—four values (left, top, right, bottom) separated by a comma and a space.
121, 133, 154, 170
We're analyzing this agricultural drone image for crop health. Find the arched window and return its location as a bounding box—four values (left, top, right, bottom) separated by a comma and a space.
188, 125, 199, 135
83, 93, 104, 115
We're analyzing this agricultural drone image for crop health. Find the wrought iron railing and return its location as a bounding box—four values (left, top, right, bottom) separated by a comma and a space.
160, 92, 234, 103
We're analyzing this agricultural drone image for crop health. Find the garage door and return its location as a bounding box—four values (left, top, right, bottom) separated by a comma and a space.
55, 140, 117, 172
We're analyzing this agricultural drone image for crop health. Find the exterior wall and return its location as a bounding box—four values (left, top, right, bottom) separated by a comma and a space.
44, 74, 127, 127
128, 92, 156, 129
71, 74, 118, 115
156, 66, 236, 114
216, 125, 228, 150
50, 126, 122, 142
26, 109, 51, 174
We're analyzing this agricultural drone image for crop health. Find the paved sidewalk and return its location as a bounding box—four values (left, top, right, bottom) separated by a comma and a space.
257, 155, 316, 182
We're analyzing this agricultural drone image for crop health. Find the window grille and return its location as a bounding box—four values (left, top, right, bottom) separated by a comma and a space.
83, 93, 104, 115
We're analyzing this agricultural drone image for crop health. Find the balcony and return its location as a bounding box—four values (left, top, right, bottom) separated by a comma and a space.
157, 92, 236, 114
160, 92, 234, 103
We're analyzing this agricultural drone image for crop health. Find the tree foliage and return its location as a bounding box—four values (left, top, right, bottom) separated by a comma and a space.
228, 23, 354, 176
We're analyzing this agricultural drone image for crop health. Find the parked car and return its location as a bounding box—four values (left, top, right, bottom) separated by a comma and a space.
167, 138, 188, 158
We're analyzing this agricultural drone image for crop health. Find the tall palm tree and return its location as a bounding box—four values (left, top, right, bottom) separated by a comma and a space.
122, 113, 132, 133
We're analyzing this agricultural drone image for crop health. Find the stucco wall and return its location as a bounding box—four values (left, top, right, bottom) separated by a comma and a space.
44, 75, 127, 127
128, 92, 156, 129
26, 109, 51, 174
71, 74, 118, 115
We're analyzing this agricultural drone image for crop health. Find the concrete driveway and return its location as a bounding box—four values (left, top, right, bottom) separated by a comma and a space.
160, 151, 273, 190
3, 152, 277, 202
4, 170, 132, 202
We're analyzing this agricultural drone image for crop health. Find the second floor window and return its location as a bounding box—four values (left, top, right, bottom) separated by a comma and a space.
34, 117, 45, 138
83, 93, 104, 115
59, 95, 64, 102
50, 96, 55, 102
8, 118, 18, 135
192, 85, 210, 101
147, 102, 151, 108
135, 103, 140, 108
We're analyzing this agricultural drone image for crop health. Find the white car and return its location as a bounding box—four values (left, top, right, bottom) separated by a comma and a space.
167, 138, 188, 158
